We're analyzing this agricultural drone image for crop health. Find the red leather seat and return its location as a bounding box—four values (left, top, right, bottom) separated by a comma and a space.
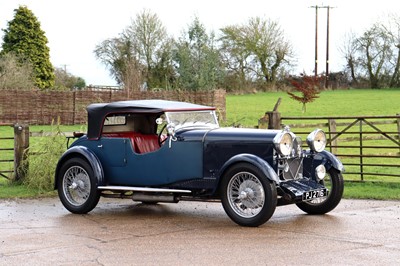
102, 132, 159, 154
132, 133, 159, 154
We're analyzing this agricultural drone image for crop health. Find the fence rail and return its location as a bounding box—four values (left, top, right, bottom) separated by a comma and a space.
2, 115, 400, 182
0, 124, 15, 179
0, 124, 29, 180
279, 115, 400, 181
0, 89, 226, 125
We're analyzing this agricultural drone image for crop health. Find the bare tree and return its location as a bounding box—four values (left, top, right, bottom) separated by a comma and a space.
220, 17, 294, 88
124, 9, 172, 89
54, 67, 86, 90
0, 53, 35, 89
358, 23, 392, 88
121, 57, 142, 97
94, 36, 142, 92
341, 16, 400, 88
339, 31, 360, 85
219, 26, 253, 90
386, 14, 400, 87
95, 9, 171, 90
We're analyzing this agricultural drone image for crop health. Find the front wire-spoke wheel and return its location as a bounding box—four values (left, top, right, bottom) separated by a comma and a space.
228, 172, 265, 218
221, 163, 277, 227
58, 158, 100, 214
296, 168, 344, 214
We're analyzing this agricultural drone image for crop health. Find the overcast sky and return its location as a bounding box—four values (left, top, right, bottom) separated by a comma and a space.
1, 0, 399, 86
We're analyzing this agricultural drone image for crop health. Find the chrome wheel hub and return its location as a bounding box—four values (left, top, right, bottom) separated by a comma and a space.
227, 172, 265, 218
62, 166, 91, 206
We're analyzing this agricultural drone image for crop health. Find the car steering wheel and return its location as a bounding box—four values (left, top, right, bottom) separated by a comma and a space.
158, 124, 168, 146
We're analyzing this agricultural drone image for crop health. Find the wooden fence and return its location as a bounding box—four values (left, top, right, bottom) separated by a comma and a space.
261, 113, 400, 181
0, 89, 226, 125
0, 124, 14, 179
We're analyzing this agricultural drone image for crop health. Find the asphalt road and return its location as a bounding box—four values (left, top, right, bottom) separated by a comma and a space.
1, 197, 399, 265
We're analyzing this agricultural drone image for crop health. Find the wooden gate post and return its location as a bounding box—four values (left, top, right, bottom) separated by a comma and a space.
267, 111, 281, 129
328, 119, 337, 154
258, 98, 282, 129
397, 113, 400, 155
13, 124, 29, 182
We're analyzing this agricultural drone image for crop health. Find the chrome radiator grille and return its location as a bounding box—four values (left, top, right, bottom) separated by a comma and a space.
278, 157, 303, 180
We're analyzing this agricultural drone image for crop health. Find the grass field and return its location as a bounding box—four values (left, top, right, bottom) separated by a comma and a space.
0, 88, 399, 199
225, 88, 400, 127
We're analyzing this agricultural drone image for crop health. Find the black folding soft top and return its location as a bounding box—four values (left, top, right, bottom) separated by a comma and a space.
86, 99, 215, 139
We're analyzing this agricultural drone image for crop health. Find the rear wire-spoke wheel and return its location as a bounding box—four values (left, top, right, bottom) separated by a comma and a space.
58, 158, 100, 214
221, 163, 277, 227
296, 168, 344, 214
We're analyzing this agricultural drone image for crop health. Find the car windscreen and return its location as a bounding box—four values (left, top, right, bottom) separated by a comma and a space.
165, 110, 219, 129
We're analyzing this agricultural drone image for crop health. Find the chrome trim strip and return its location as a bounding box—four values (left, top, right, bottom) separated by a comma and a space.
97, 186, 192, 194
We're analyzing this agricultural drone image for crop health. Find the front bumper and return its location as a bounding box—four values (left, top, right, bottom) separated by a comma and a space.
278, 179, 327, 205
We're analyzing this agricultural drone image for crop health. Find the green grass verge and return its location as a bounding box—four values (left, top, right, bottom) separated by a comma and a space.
0, 124, 83, 199
343, 181, 400, 200
0, 178, 56, 198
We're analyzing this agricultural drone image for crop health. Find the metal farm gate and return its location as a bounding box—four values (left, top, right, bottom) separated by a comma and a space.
0, 124, 14, 179
280, 115, 400, 182
0, 124, 29, 181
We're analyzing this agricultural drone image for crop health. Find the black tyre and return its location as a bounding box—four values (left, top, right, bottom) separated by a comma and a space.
296, 168, 344, 214
57, 158, 101, 214
220, 163, 277, 227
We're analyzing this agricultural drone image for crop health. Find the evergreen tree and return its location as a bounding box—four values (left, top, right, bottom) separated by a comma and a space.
1, 5, 55, 89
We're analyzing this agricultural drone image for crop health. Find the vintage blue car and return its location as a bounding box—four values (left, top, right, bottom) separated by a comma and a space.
55, 99, 344, 227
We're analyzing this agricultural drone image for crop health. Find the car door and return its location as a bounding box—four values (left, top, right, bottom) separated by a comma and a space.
109, 137, 204, 187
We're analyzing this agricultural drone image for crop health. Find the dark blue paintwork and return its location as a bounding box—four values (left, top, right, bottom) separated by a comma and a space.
59, 127, 282, 191
302, 149, 345, 180
56, 125, 344, 198
202, 128, 279, 181
69, 135, 203, 187
55, 145, 105, 188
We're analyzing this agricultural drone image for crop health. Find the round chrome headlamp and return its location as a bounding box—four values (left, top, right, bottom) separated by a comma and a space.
273, 131, 293, 156
307, 129, 327, 152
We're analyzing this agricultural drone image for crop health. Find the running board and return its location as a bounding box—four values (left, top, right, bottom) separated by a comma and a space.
97, 186, 192, 194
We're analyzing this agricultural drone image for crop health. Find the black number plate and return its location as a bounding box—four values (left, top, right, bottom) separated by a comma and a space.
302, 189, 327, 201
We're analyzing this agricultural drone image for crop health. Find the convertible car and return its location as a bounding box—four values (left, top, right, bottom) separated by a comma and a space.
55, 99, 344, 227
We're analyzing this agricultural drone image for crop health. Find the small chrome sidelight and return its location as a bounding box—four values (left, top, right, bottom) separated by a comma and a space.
315, 164, 326, 181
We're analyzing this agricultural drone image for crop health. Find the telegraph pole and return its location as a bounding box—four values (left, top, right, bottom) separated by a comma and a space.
325, 6, 335, 88
314, 5, 318, 77
310, 5, 334, 87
